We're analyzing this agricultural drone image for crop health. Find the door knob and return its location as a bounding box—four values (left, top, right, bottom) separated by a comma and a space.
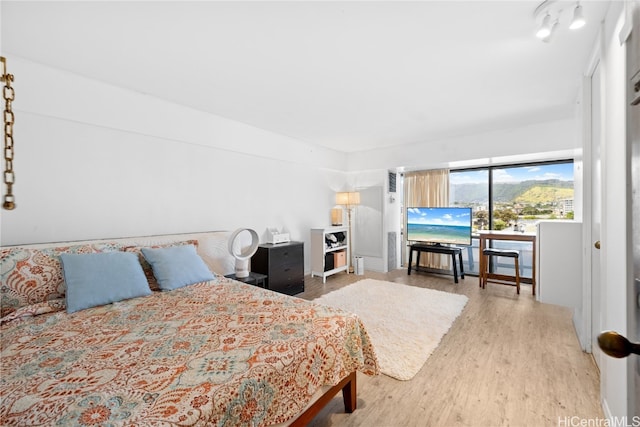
594, 240, 601, 249
597, 331, 640, 358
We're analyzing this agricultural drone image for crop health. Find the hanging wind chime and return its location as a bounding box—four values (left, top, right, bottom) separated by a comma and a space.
1, 56, 16, 210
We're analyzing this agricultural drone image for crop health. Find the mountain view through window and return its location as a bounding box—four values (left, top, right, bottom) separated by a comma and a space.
450, 162, 575, 233
448, 161, 574, 276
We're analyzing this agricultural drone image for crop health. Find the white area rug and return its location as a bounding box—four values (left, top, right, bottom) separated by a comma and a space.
313, 279, 468, 381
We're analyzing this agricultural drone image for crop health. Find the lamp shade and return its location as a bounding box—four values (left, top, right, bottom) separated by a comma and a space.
331, 208, 343, 225
336, 191, 360, 206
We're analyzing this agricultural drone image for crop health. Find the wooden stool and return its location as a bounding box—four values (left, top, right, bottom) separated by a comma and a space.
481, 248, 521, 294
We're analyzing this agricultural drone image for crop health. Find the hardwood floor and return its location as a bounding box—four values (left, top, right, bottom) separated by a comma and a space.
298, 269, 603, 427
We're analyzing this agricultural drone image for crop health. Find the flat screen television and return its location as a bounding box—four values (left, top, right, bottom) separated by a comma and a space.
406, 207, 472, 246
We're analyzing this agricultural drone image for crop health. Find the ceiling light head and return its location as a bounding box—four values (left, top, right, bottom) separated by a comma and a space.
569, 2, 586, 30
542, 19, 559, 43
536, 13, 552, 39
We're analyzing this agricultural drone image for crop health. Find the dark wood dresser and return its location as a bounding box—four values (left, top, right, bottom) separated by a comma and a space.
251, 241, 304, 295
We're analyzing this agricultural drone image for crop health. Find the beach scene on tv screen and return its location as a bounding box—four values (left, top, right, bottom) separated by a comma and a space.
407, 207, 472, 245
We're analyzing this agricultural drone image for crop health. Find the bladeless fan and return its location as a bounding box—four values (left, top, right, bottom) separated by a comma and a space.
227, 228, 259, 278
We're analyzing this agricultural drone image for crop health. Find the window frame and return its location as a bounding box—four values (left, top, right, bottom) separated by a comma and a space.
449, 159, 575, 277
451, 159, 575, 230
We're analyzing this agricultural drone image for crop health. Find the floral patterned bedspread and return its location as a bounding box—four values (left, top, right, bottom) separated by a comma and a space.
0, 277, 379, 426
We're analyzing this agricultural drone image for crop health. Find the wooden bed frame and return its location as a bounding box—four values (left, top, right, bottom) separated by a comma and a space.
290, 371, 357, 426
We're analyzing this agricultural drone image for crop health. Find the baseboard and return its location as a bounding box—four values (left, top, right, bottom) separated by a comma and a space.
572, 308, 589, 351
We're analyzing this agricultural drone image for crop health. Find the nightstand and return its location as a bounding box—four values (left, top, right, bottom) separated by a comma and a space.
224, 272, 268, 288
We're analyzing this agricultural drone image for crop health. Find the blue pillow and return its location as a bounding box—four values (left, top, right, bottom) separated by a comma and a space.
141, 244, 214, 291
60, 252, 151, 313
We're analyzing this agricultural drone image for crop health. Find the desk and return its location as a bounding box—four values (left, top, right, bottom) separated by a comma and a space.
407, 244, 464, 283
225, 272, 268, 288
477, 231, 536, 295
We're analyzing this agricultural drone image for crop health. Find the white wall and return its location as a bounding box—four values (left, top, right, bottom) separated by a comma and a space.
0, 58, 349, 275
597, 2, 629, 419
2, 57, 588, 278
350, 169, 397, 272
347, 117, 581, 172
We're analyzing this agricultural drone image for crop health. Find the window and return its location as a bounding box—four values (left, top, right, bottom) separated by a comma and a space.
450, 161, 574, 276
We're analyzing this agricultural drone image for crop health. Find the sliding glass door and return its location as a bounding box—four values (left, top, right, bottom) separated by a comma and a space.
450, 161, 574, 277
450, 169, 488, 274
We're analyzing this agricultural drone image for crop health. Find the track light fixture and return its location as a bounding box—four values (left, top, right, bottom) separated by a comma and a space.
569, 2, 585, 30
542, 19, 559, 43
534, 0, 586, 42
536, 13, 552, 39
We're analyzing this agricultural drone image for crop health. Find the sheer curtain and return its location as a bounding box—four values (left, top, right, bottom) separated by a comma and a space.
404, 169, 450, 269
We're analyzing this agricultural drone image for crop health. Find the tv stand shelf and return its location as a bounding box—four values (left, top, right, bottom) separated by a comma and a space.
407, 243, 465, 283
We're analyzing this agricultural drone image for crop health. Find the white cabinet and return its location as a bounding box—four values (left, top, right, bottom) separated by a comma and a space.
536, 221, 582, 309
310, 226, 350, 283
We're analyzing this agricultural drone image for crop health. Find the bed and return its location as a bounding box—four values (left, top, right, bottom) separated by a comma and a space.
0, 231, 379, 426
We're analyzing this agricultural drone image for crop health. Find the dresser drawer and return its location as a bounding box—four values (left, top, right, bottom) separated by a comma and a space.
271, 245, 303, 269
251, 242, 304, 296
269, 263, 303, 285
274, 281, 304, 296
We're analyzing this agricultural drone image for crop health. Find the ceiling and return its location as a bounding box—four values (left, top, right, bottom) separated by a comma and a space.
1, 1, 611, 153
